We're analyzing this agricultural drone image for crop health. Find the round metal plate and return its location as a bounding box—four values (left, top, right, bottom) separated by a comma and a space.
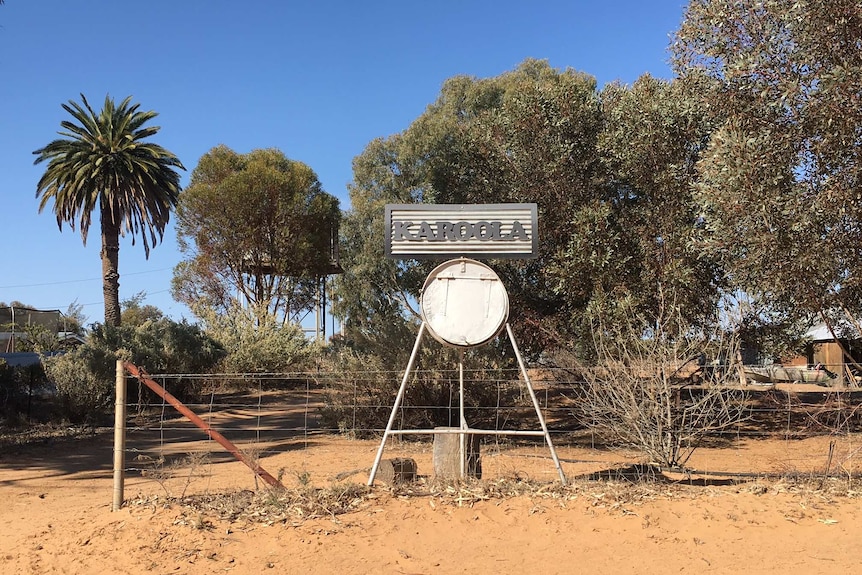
420, 258, 509, 348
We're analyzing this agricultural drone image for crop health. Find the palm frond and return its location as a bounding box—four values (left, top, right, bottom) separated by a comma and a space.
33, 94, 186, 256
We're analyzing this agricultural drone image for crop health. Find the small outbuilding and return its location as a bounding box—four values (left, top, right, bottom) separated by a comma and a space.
783, 324, 862, 387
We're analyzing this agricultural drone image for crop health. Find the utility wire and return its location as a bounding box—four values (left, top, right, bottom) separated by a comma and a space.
50, 289, 172, 309
0, 267, 174, 289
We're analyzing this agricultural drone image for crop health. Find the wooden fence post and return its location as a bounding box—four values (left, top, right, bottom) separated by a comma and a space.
112, 359, 126, 511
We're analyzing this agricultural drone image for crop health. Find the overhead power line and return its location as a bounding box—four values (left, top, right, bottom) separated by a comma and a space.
0, 267, 174, 289
47, 289, 173, 309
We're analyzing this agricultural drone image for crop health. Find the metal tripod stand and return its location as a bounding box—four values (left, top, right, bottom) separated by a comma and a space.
368, 322, 566, 486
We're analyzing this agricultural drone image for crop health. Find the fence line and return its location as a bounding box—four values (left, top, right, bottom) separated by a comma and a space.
123, 368, 862, 434
118, 365, 862, 498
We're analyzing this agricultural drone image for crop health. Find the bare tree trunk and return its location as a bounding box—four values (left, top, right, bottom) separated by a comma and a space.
101, 204, 122, 327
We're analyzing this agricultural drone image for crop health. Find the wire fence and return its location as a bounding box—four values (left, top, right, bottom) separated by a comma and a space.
121, 366, 862, 490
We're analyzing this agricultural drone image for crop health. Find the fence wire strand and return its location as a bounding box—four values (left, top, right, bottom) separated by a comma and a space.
123, 365, 862, 484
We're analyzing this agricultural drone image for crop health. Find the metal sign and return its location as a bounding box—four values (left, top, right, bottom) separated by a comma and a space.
385, 203, 538, 259
420, 258, 509, 348
368, 204, 566, 486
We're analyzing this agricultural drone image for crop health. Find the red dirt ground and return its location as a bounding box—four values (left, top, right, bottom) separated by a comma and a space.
2, 427, 862, 575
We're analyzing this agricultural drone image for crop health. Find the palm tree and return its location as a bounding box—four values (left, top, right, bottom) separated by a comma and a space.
33, 94, 184, 326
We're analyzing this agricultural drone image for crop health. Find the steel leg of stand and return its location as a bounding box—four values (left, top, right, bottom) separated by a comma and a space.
368, 322, 426, 486
506, 323, 567, 485
459, 352, 466, 478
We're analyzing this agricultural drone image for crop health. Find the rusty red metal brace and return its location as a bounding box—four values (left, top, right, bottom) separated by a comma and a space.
123, 361, 284, 489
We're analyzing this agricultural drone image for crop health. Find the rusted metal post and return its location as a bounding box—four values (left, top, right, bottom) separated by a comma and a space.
112, 359, 126, 511
123, 361, 284, 489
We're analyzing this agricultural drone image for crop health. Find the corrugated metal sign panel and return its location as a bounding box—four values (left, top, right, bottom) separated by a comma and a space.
384, 203, 538, 259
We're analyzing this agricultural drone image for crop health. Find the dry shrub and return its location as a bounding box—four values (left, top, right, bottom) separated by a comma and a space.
570, 304, 749, 469
138, 452, 211, 498
128, 471, 862, 528
317, 348, 523, 437
161, 482, 372, 525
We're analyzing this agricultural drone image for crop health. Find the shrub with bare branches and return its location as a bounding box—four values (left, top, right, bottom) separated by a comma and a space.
572, 305, 748, 469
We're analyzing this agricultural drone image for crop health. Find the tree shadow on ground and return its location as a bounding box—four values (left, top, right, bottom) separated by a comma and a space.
0, 424, 324, 487
575, 463, 748, 487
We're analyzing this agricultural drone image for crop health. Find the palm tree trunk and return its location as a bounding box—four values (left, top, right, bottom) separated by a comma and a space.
101, 204, 122, 326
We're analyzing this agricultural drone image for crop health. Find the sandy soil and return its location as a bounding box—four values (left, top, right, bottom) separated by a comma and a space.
2, 425, 862, 575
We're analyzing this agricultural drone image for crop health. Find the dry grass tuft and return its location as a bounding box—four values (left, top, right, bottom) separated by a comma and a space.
137, 452, 211, 498
128, 466, 862, 527
131, 482, 373, 526
391, 475, 685, 508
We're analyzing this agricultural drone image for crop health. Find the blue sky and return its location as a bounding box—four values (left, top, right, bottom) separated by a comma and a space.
0, 0, 687, 325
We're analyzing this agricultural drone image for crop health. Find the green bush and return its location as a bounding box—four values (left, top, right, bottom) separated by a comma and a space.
93, 318, 222, 369
42, 347, 115, 424
94, 318, 224, 399
196, 303, 320, 374
41, 317, 224, 423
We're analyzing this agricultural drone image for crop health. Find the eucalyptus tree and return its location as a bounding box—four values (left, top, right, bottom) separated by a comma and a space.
335, 60, 607, 357
33, 94, 184, 326
335, 60, 721, 360
673, 0, 862, 334
172, 145, 340, 326
584, 73, 722, 333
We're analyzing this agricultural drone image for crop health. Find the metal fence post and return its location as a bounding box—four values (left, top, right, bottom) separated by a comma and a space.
112, 359, 127, 511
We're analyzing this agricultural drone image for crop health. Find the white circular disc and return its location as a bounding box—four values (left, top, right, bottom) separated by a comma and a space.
420, 258, 509, 348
